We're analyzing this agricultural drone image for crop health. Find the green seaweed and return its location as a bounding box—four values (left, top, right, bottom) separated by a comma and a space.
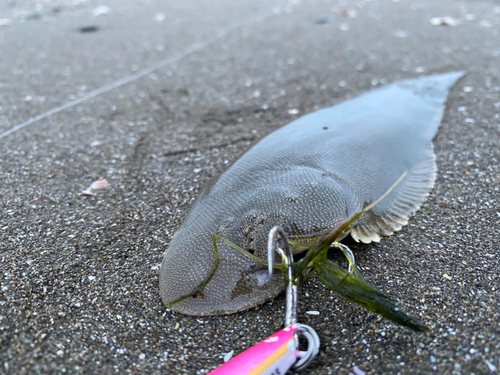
218, 172, 429, 332
316, 259, 427, 331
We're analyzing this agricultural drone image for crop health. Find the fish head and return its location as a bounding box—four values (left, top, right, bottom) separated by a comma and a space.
159, 210, 285, 316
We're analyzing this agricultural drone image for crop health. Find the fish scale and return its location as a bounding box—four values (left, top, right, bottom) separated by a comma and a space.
160, 71, 464, 316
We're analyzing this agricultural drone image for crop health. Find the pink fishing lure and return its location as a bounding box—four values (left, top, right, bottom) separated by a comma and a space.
209, 325, 299, 375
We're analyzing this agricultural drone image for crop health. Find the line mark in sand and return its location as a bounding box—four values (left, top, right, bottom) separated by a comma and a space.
0, 11, 274, 140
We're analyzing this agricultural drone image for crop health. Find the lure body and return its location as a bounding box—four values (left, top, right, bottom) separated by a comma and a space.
160, 72, 464, 315
209, 325, 300, 375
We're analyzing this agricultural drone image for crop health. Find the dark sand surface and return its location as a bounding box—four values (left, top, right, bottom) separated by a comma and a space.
1, 0, 499, 374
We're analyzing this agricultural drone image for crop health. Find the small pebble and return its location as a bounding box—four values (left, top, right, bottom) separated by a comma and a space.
315, 16, 329, 24
79, 25, 99, 33
485, 360, 497, 372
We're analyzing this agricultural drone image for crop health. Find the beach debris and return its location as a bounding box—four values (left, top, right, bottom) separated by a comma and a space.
93, 6, 111, 16
342, 9, 358, 18
306, 311, 320, 316
0, 19, 13, 26
82, 179, 110, 196
155, 12, 166, 22
430, 16, 461, 26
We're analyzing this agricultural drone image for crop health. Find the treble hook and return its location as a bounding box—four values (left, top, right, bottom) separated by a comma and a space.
267, 226, 320, 372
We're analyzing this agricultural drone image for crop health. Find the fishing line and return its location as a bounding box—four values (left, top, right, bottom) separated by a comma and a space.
0, 10, 277, 140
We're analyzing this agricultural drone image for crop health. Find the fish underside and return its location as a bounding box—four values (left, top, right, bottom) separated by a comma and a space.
160, 71, 464, 316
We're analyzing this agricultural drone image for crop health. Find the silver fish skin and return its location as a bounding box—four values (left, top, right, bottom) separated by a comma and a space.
160, 71, 464, 316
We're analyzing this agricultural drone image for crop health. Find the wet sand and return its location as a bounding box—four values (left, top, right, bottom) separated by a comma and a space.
1, 0, 499, 373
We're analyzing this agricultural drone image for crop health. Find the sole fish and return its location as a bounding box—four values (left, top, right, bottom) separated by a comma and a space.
160, 71, 464, 315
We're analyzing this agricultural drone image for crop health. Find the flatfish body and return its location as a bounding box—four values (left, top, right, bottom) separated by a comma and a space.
160, 72, 464, 315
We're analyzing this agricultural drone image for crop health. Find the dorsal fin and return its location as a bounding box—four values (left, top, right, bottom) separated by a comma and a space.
350, 151, 436, 243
